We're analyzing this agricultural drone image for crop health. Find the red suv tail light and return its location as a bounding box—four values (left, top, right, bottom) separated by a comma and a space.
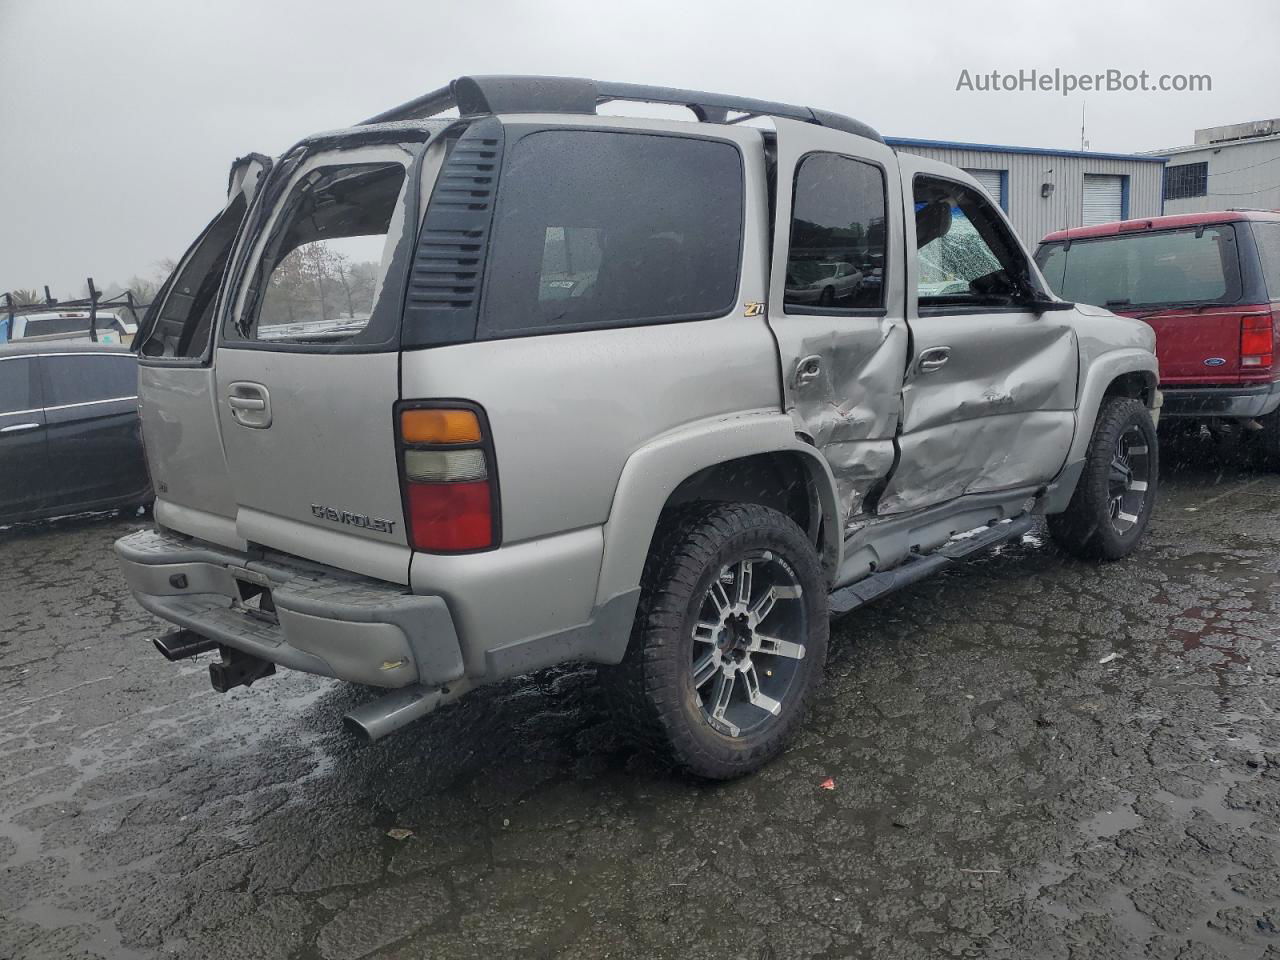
396, 404, 500, 552
1240, 313, 1274, 368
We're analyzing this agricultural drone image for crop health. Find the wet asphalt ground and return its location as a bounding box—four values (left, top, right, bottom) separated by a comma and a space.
3, 433, 1280, 960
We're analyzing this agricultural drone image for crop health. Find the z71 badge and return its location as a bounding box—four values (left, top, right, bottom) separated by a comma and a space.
311, 504, 397, 534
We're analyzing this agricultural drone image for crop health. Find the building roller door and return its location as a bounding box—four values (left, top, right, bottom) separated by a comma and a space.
964, 168, 1004, 209
1082, 174, 1124, 225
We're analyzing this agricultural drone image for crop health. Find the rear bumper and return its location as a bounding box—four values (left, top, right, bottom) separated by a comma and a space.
1160, 381, 1280, 419
115, 528, 464, 688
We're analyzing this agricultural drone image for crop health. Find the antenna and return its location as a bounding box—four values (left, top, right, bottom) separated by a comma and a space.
1080, 101, 1087, 152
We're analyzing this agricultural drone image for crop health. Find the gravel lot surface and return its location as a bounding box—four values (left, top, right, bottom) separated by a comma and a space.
3, 434, 1279, 960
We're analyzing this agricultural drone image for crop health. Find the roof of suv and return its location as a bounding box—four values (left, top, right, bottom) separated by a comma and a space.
1042, 209, 1280, 243
358, 74, 884, 144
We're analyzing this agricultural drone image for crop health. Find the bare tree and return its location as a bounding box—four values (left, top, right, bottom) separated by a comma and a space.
7, 288, 42, 306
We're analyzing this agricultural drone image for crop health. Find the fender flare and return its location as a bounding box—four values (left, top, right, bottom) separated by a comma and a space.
1068, 348, 1160, 466
593, 411, 843, 607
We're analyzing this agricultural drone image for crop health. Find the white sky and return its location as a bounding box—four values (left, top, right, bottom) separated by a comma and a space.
2, 0, 1278, 298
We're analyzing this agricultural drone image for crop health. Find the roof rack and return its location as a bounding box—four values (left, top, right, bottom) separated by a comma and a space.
360, 75, 883, 144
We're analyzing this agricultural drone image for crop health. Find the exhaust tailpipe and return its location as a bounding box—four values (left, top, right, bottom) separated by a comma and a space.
153, 628, 218, 662
343, 681, 471, 742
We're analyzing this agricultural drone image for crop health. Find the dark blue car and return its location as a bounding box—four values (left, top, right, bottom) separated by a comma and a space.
0, 342, 152, 524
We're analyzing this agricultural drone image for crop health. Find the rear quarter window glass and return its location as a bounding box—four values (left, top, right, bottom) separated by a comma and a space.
1252, 221, 1280, 299
479, 130, 744, 338
40, 355, 137, 406
0, 358, 36, 413
1034, 226, 1242, 309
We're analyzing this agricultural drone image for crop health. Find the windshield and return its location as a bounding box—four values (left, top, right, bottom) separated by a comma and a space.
1036, 225, 1243, 310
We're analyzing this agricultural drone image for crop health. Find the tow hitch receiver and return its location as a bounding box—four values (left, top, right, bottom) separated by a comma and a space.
153, 628, 219, 662
209, 646, 276, 693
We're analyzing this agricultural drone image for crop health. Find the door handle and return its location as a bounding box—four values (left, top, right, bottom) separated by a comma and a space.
794, 355, 823, 387
917, 346, 952, 373
0, 422, 41, 434
227, 382, 272, 428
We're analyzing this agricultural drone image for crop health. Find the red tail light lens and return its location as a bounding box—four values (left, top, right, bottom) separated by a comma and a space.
397, 404, 499, 553
1240, 313, 1274, 368
406, 481, 493, 551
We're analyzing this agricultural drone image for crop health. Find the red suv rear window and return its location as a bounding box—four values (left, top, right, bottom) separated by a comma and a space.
1036, 225, 1243, 310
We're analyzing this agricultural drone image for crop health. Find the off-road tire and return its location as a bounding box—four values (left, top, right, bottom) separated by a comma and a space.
1048, 397, 1158, 560
611, 502, 828, 780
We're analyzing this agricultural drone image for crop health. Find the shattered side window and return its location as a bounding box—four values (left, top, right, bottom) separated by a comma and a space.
243, 162, 408, 344
913, 176, 1031, 310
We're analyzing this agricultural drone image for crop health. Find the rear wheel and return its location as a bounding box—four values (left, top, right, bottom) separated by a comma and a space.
1048, 397, 1158, 560
613, 502, 828, 779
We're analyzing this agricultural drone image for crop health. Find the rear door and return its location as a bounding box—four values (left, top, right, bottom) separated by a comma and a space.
134, 155, 270, 549
40, 352, 148, 508
215, 142, 423, 584
879, 158, 1078, 516
0, 356, 48, 520
765, 118, 908, 524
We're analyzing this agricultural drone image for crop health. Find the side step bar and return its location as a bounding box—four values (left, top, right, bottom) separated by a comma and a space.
829, 514, 1035, 617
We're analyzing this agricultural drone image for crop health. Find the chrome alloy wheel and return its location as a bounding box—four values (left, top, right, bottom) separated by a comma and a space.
1108, 424, 1151, 534
690, 551, 807, 738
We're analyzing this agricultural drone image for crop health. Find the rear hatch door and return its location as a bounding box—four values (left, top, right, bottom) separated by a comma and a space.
1036, 222, 1249, 383
1122, 305, 1246, 382
214, 139, 428, 584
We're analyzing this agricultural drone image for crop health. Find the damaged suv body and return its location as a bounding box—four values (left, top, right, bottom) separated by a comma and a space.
116, 76, 1161, 778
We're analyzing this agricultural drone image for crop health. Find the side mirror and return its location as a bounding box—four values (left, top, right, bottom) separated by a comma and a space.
1028, 297, 1075, 313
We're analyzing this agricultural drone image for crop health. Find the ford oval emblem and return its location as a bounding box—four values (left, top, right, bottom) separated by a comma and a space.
1203, 357, 1227, 367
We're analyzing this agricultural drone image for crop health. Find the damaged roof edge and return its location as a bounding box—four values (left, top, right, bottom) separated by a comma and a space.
359, 75, 884, 145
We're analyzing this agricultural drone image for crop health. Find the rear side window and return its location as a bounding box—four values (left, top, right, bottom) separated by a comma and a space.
0, 358, 37, 413
1035, 226, 1242, 309
786, 153, 888, 312
1252, 221, 1280, 300
40, 355, 137, 407
480, 130, 744, 338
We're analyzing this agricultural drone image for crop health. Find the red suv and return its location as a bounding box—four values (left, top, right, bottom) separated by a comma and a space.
1036, 211, 1280, 447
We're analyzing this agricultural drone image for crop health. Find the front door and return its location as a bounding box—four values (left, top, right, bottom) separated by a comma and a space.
0, 355, 48, 521
878, 157, 1078, 515
765, 118, 908, 528
134, 154, 271, 549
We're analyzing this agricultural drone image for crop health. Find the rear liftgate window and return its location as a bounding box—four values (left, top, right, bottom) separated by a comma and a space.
480, 130, 744, 338
240, 162, 408, 344
1035, 226, 1243, 309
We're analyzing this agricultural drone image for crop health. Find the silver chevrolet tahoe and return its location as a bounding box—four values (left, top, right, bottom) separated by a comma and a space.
116, 75, 1161, 779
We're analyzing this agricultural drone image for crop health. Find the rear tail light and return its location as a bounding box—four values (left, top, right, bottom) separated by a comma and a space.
396, 404, 499, 552
1240, 313, 1274, 368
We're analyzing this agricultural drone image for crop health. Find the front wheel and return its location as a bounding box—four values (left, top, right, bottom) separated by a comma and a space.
612, 502, 829, 779
1048, 397, 1158, 560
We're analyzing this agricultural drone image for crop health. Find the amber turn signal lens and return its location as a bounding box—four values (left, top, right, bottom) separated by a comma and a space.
401, 409, 482, 445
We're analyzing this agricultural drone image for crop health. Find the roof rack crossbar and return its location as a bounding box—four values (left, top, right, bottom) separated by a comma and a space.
358, 75, 883, 144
